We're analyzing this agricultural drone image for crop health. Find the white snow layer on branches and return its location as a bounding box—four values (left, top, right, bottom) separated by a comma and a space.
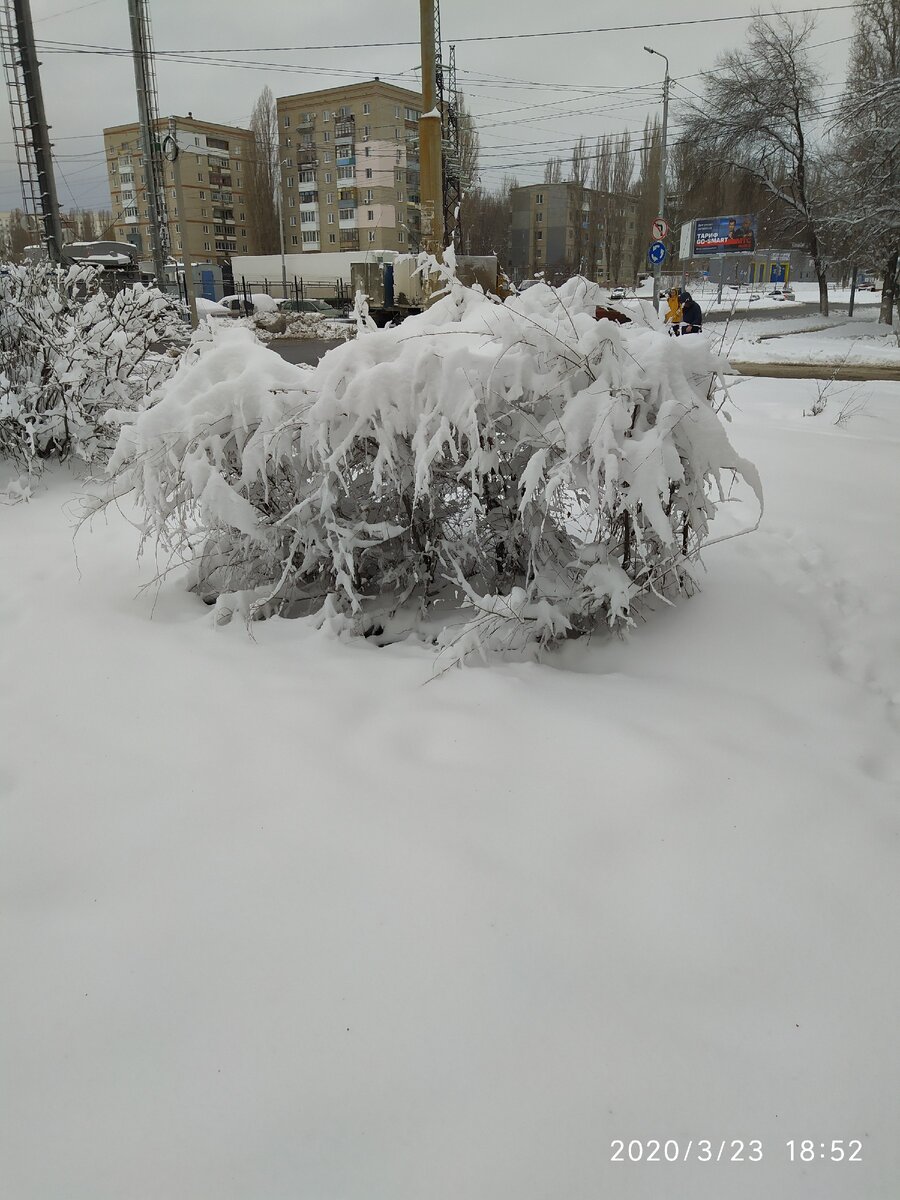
93, 269, 763, 658
0, 262, 182, 466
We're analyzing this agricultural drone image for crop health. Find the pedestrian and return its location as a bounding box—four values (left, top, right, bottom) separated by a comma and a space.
664, 287, 683, 335
679, 288, 703, 333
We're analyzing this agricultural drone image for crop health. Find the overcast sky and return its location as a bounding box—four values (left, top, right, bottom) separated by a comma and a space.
0, 0, 858, 216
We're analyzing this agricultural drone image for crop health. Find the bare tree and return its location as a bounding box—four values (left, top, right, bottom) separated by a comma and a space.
247, 86, 280, 254
593, 133, 634, 284
459, 174, 517, 267
683, 15, 831, 314
830, 0, 899, 323
569, 137, 591, 274
544, 157, 563, 184
457, 94, 480, 192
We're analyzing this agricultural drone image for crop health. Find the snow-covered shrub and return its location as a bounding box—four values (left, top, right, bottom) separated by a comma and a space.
0, 262, 183, 467
89, 264, 763, 659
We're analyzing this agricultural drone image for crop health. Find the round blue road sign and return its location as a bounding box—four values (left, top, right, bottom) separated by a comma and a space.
648, 240, 667, 265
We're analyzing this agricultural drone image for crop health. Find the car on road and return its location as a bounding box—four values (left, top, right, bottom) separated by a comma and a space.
609, 287, 627, 300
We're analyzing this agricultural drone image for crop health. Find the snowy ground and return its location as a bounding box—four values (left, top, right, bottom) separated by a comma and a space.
722, 315, 900, 369
2, 376, 899, 1199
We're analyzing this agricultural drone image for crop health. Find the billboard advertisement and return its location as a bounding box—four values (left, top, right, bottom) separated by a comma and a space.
692, 214, 757, 256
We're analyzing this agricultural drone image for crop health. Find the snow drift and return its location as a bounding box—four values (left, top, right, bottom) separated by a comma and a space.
91, 265, 763, 657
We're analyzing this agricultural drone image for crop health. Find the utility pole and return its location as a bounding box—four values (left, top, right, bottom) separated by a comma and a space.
276, 157, 288, 300
644, 46, 669, 313
2, 0, 65, 261
419, 0, 444, 276
127, 0, 167, 287
163, 119, 197, 328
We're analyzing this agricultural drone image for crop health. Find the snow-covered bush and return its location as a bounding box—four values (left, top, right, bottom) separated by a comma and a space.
89, 264, 763, 659
0, 262, 183, 467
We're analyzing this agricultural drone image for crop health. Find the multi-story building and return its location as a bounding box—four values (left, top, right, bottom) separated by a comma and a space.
103, 114, 259, 268
274, 80, 423, 256
509, 182, 638, 284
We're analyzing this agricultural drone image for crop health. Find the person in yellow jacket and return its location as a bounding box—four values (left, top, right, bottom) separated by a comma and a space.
664, 288, 683, 334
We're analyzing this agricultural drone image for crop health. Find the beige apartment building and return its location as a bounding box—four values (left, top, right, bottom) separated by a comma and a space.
103, 114, 259, 268
275, 80, 423, 255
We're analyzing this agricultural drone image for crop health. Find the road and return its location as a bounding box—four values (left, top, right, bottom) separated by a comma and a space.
268, 326, 900, 383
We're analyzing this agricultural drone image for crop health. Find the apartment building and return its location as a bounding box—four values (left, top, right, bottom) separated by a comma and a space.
275, 79, 423, 255
509, 182, 638, 284
103, 114, 260, 268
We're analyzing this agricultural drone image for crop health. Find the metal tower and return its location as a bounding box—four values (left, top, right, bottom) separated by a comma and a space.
0, 0, 65, 261
443, 44, 462, 247
127, 0, 168, 284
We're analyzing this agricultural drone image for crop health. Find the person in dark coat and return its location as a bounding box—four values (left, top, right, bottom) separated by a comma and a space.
679, 289, 703, 333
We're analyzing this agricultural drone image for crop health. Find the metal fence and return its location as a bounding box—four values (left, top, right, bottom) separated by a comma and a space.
235, 276, 351, 306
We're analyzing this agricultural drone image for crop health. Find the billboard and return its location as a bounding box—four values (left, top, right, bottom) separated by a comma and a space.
692, 214, 757, 256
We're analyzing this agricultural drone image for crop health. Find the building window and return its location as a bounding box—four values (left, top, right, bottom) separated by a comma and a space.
203, 225, 209, 233
324, 152, 332, 163
368, 230, 376, 243
365, 168, 372, 179
327, 212, 334, 224
536, 192, 544, 204
203, 241, 210, 250
291, 235, 298, 245
367, 209, 374, 221
364, 146, 371, 158
288, 195, 295, 207
302, 230, 317, 243
283, 115, 290, 127
363, 102, 371, 115
199, 191, 205, 199
198, 173, 204, 182
363, 189, 373, 203
395, 127, 400, 139
536, 231, 543, 240
536, 211, 543, 222
323, 131, 330, 142
326, 192, 334, 204
289, 216, 296, 227
329, 232, 336, 244
363, 125, 370, 138
399, 229, 406, 244
324, 171, 333, 183
397, 191, 404, 203
394, 105, 401, 118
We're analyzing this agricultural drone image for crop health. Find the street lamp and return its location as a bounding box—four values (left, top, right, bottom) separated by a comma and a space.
644, 45, 670, 314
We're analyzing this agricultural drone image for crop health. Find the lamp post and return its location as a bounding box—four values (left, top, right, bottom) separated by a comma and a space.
644, 45, 669, 313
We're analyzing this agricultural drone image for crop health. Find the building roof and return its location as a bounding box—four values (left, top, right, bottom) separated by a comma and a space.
103, 115, 252, 137
275, 78, 423, 107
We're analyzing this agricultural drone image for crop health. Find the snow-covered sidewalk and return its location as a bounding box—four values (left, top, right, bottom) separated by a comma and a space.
1, 376, 899, 1199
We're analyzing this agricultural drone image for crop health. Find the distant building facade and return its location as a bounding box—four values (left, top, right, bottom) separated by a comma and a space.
509, 182, 638, 283
274, 80, 423, 255
103, 114, 260, 269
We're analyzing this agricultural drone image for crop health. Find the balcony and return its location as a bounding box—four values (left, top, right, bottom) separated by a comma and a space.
298, 148, 318, 167
339, 230, 359, 249
335, 118, 355, 140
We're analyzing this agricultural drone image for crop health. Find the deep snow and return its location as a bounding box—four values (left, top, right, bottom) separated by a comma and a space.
1, 374, 899, 1199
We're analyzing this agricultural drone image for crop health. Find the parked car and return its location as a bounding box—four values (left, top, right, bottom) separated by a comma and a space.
609, 287, 627, 300
219, 293, 279, 316
277, 298, 342, 317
